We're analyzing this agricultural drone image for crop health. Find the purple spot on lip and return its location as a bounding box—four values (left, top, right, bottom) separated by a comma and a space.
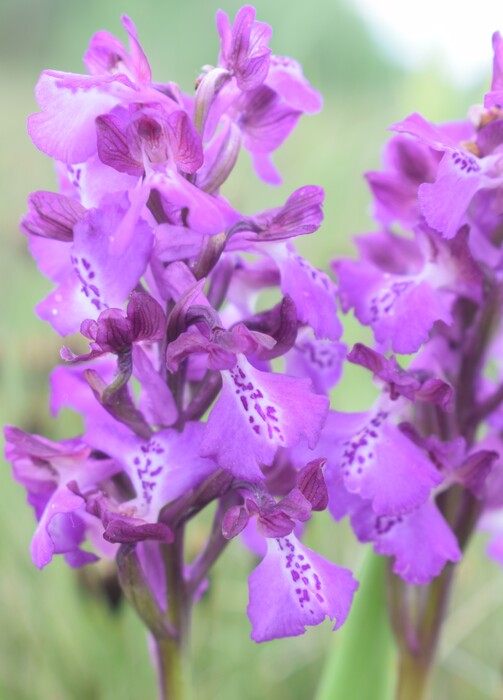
375, 514, 399, 535
132, 439, 168, 510
277, 538, 328, 614
369, 280, 412, 322
231, 364, 286, 445
72, 255, 106, 312
342, 411, 387, 478
451, 150, 480, 174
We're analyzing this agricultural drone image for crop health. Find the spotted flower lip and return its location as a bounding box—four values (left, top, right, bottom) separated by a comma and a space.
200, 354, 329, 481
285, 330, 346, 395
322, 416, 463, 585
334, 227, 483, 354
347, 497, 461, 585
164, 298, 329, 481
389, 112, 502, 241
247, 533, 358, 642
299, 409, 442, 519
69, 415, 217, 543
335, 254, 452, 354
334, 407, 442, 516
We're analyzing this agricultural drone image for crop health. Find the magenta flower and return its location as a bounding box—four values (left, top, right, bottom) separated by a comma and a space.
216, 5, 272, 92
4, 427, 119, 568
15, 8, 503, 699
9, 12, 360, 682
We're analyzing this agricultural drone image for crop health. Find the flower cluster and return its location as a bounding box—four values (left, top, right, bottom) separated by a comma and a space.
13, 9, 503, 687
324, 33, 503, 587
5, 7, 358, 645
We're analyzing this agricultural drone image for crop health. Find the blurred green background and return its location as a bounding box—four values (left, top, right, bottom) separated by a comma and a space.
1, 0, 502, 698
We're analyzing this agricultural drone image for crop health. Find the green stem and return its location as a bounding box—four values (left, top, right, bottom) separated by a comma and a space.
117, 542, 191, 699
156, 534, 192, 700
395, 649, 430, 700
391, 566, 454, 700
315, 548, 395, 700
155, 635, 192, 700
391, 488, 479, 700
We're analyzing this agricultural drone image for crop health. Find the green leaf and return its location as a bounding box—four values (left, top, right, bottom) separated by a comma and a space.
315, 548, 396, 700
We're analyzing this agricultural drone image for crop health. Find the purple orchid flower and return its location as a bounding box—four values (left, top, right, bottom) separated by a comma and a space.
197, 9, 322, 186
84, 15, 152, 84
222, 459, 358, 641
216, 5, 272, 92
390, 112, 503, 244
335, 227, 483, 353
12, 9, 365, 684
4, 427, 120, 568
61, 291, 167, 363
34, 191, 153, 335
166, 307, 329, 481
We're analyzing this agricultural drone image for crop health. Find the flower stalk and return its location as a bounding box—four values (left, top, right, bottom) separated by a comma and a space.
390, 563, 455, 700
155, 636, 191, 700
156, 534, 192, 700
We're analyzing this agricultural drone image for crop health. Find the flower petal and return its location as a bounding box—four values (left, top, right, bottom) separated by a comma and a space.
351, 499, 461, 584
247, 534, 358, 641
200, 356, 329, 481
